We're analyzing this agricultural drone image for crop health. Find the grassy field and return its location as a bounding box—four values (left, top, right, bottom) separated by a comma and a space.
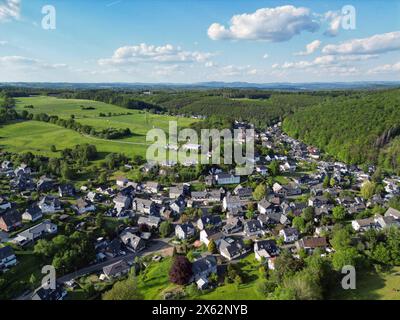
197, 254, 265, 300
135, 254, 265, 300
331, 267, 400, 300
0, 96, 198, 158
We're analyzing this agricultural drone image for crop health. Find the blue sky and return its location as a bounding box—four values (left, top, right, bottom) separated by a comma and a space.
0, 0, 399, 82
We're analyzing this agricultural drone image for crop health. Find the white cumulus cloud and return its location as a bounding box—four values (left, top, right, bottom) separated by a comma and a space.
295, 40, 321, 56
99, 43, 213, 66
368, 62, 400, 74
322, 31, 400, 55
207, 5, 320, 42
0, 0, 20, 22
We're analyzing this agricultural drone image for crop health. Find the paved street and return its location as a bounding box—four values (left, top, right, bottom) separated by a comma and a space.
57, 238, 172, 283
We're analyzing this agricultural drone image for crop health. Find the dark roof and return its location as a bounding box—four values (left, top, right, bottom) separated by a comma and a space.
254, 240, 279, 256
0, 245, 14, 260
244, 220, 262, 232
0, 210, 21, 226
219, 237, 245, 257
192, 255, 217, 275
32, 284, 66, 300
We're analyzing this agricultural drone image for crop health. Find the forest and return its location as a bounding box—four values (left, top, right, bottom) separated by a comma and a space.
282, 88, 400, 173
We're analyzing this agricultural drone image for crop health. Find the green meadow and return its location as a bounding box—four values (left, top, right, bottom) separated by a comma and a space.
0, 96, 198, 158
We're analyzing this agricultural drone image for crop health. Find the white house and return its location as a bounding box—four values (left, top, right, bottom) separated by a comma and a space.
254, 240, 279, 262
279, 227, 299, 243
175, 223, 195, 240
38, 196, 61, 214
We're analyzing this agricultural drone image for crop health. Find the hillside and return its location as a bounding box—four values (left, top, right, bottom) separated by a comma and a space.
0, 96, 197, 159
282, 89, 400, 173
58, 89, 327, 128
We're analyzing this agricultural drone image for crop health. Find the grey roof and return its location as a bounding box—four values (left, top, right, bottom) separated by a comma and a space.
0, 245, 14, 260
192, 255, 217, 275
103, 260, 130, 277
386, 207, 400, 219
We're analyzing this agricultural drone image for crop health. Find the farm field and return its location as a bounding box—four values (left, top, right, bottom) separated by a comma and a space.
0, 96, 198, 158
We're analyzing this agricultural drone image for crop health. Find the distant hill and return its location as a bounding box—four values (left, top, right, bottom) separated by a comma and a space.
282, 88, 400, 173
1, 81, 399, 91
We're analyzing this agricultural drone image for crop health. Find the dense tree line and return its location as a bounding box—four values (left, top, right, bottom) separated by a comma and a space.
34, 231, 96, 274
282, 89, 400, 173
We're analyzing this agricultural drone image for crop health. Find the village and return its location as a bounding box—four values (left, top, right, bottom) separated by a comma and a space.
1, 122, 400, 300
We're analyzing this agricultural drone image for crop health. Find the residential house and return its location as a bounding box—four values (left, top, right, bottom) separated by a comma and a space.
86, 191, 103, 203
12, 220, 57, 246
255, 165, 268, 176
120, 229, 146, 252
73, 198, 96, 215
254, 240, 279, 262
14, 163, 31, 177
215, 173, 240, 185
279, 227, 299, 243
308, 196, 329, 207
222, 217, 244, 234
113, 194, 132, 216
191, 255, 217, 288
116, 176, 129, 188
222, 195, 242, 212
296, 237, 327, 254
385, 207, 400, 220
200, 228, 224, 246
145, 181, 160, 194
375, 215, 400, 229
233, 185, 253, 199
175, 223, 195, 240
0, 210, 22, 232
218, 237, 248, 261
243, 220, 264, 237
196, 215, 222, 231
133, 198, 156, 215
103, 260, 130, 279
351, 217, 377, 232
31, 284, 67, 301
169, 185, 187, 199
36, 176, 54, 193
0, 246, 17, 270
0, 198, 11, 211
22, 205, 43, 222
258, 199, 274, 215
38, 195, 62, 214
58, 184, 76, 198
137, 215, 161, 229
170, 200, 185, 215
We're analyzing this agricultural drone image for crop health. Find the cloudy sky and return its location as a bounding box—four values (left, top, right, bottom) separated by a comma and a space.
0, 0, 399, 83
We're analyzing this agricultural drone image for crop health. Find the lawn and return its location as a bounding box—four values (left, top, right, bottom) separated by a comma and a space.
135, 254, 265, 300
0, 96, 198, 158
137, 257, 176, 300
0, 249, 44, 299
197, 254, 265, 300
330, 267, 400, 300
0, 120, 149, 158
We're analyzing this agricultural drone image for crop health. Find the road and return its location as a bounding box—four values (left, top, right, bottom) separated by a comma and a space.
57, 238, 172, 284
